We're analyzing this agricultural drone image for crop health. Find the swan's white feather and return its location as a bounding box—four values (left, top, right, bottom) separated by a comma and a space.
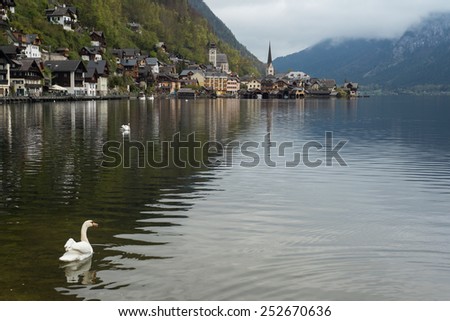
121, 124, 130, 131
64, 238, 76, 251
68, 240, 93, 254
59, 250, 92, 262
59, 240, 93, 262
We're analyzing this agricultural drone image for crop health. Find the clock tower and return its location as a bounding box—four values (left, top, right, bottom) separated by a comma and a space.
209, 42, 217, 67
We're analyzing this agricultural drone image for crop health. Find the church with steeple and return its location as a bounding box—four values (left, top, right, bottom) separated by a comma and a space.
266, 42, 275, 77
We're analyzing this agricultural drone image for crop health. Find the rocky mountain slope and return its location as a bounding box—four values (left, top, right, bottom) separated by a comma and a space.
187, 0, 265, 73
273, 13, 450, 88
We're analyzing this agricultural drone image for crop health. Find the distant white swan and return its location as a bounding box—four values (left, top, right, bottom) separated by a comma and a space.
121, 123, 131, 132
59, 220, 99, 262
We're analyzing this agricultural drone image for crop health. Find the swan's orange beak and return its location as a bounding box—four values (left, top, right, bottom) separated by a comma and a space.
92, 222, 99, 228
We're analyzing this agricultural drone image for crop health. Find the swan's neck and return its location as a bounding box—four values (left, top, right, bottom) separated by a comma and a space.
81, 223, 90, 243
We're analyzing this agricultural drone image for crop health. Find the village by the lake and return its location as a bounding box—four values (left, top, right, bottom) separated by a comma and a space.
3, 0, 450, 310
0, 2, 360, 103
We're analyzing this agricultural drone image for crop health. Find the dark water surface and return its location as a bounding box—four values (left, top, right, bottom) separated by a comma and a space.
1, 97, 450, 300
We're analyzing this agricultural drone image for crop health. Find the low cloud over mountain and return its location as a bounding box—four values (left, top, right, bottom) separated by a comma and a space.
273, 13, 450, 88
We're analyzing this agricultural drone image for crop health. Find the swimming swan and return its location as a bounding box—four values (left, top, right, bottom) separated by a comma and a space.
120, 123, 131, 132
59, 220, 99, 262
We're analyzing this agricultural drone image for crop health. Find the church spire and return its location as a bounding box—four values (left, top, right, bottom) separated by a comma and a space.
266, 41, 274, 76
267, 41, 273, 65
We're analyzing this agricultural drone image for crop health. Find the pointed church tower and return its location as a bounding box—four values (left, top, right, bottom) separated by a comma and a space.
266, 42, 275, 76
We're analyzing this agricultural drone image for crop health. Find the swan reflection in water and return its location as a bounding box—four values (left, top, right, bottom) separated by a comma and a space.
60, 258, 97, 284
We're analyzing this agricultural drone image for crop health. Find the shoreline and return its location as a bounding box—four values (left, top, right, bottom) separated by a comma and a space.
0, 95, 130, 104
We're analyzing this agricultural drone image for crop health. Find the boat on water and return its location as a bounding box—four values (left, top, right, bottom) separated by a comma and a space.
147, 94, 155, 101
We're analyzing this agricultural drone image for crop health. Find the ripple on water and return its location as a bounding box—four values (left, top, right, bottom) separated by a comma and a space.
2, 98, 450, 300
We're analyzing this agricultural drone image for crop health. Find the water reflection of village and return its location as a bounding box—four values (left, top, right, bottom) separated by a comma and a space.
0, 99, 359, 204
0, 98, 360, 165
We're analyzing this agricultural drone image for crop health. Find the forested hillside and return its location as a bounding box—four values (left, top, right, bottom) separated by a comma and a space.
7, 0, 260, 75
187, 0, 265, 73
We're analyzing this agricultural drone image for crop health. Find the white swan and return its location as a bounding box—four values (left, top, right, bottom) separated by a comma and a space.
59, 220, 99, 262
120, 123, 131, 132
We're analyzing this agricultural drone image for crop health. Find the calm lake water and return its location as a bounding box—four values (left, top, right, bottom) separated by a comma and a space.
1, 96, 450, 300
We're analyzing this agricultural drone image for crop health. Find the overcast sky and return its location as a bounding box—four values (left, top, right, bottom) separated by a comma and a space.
203, 0, 450, 61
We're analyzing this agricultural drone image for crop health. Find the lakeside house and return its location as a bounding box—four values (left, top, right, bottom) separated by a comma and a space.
111, 48, 141, 62
79, 46, 102, 62
246, 78, 262, 91
0, 49, 13, 96
145, 57, 160, 75
343, 82, 359, 97
0, 44, 19, 59
0, 0, 15, 21
157, 73, 180, 95
10, 59, 44, 96
204, 71, 228, 96
177, 87, 196, 99
85, 60, 109, 96
118, 58, 138, 79
45, 5, 78, 32
179, 66, 205, 87
90, 30, 107, 51
127, 22, 141, 34
45, 60, 87, 95
227, 75, 240, 96
12, 30, 42, 59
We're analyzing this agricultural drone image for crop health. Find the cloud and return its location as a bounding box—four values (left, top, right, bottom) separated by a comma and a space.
203, 0, 450, 61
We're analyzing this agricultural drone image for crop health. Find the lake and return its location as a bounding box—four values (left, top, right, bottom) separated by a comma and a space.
1, 96, 450, 300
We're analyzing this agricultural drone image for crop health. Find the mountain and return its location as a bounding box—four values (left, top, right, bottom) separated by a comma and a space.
187, 0, 265, 74
273, 38, 393, 83
7, 0, 261, 75
273, 13, 450, 88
